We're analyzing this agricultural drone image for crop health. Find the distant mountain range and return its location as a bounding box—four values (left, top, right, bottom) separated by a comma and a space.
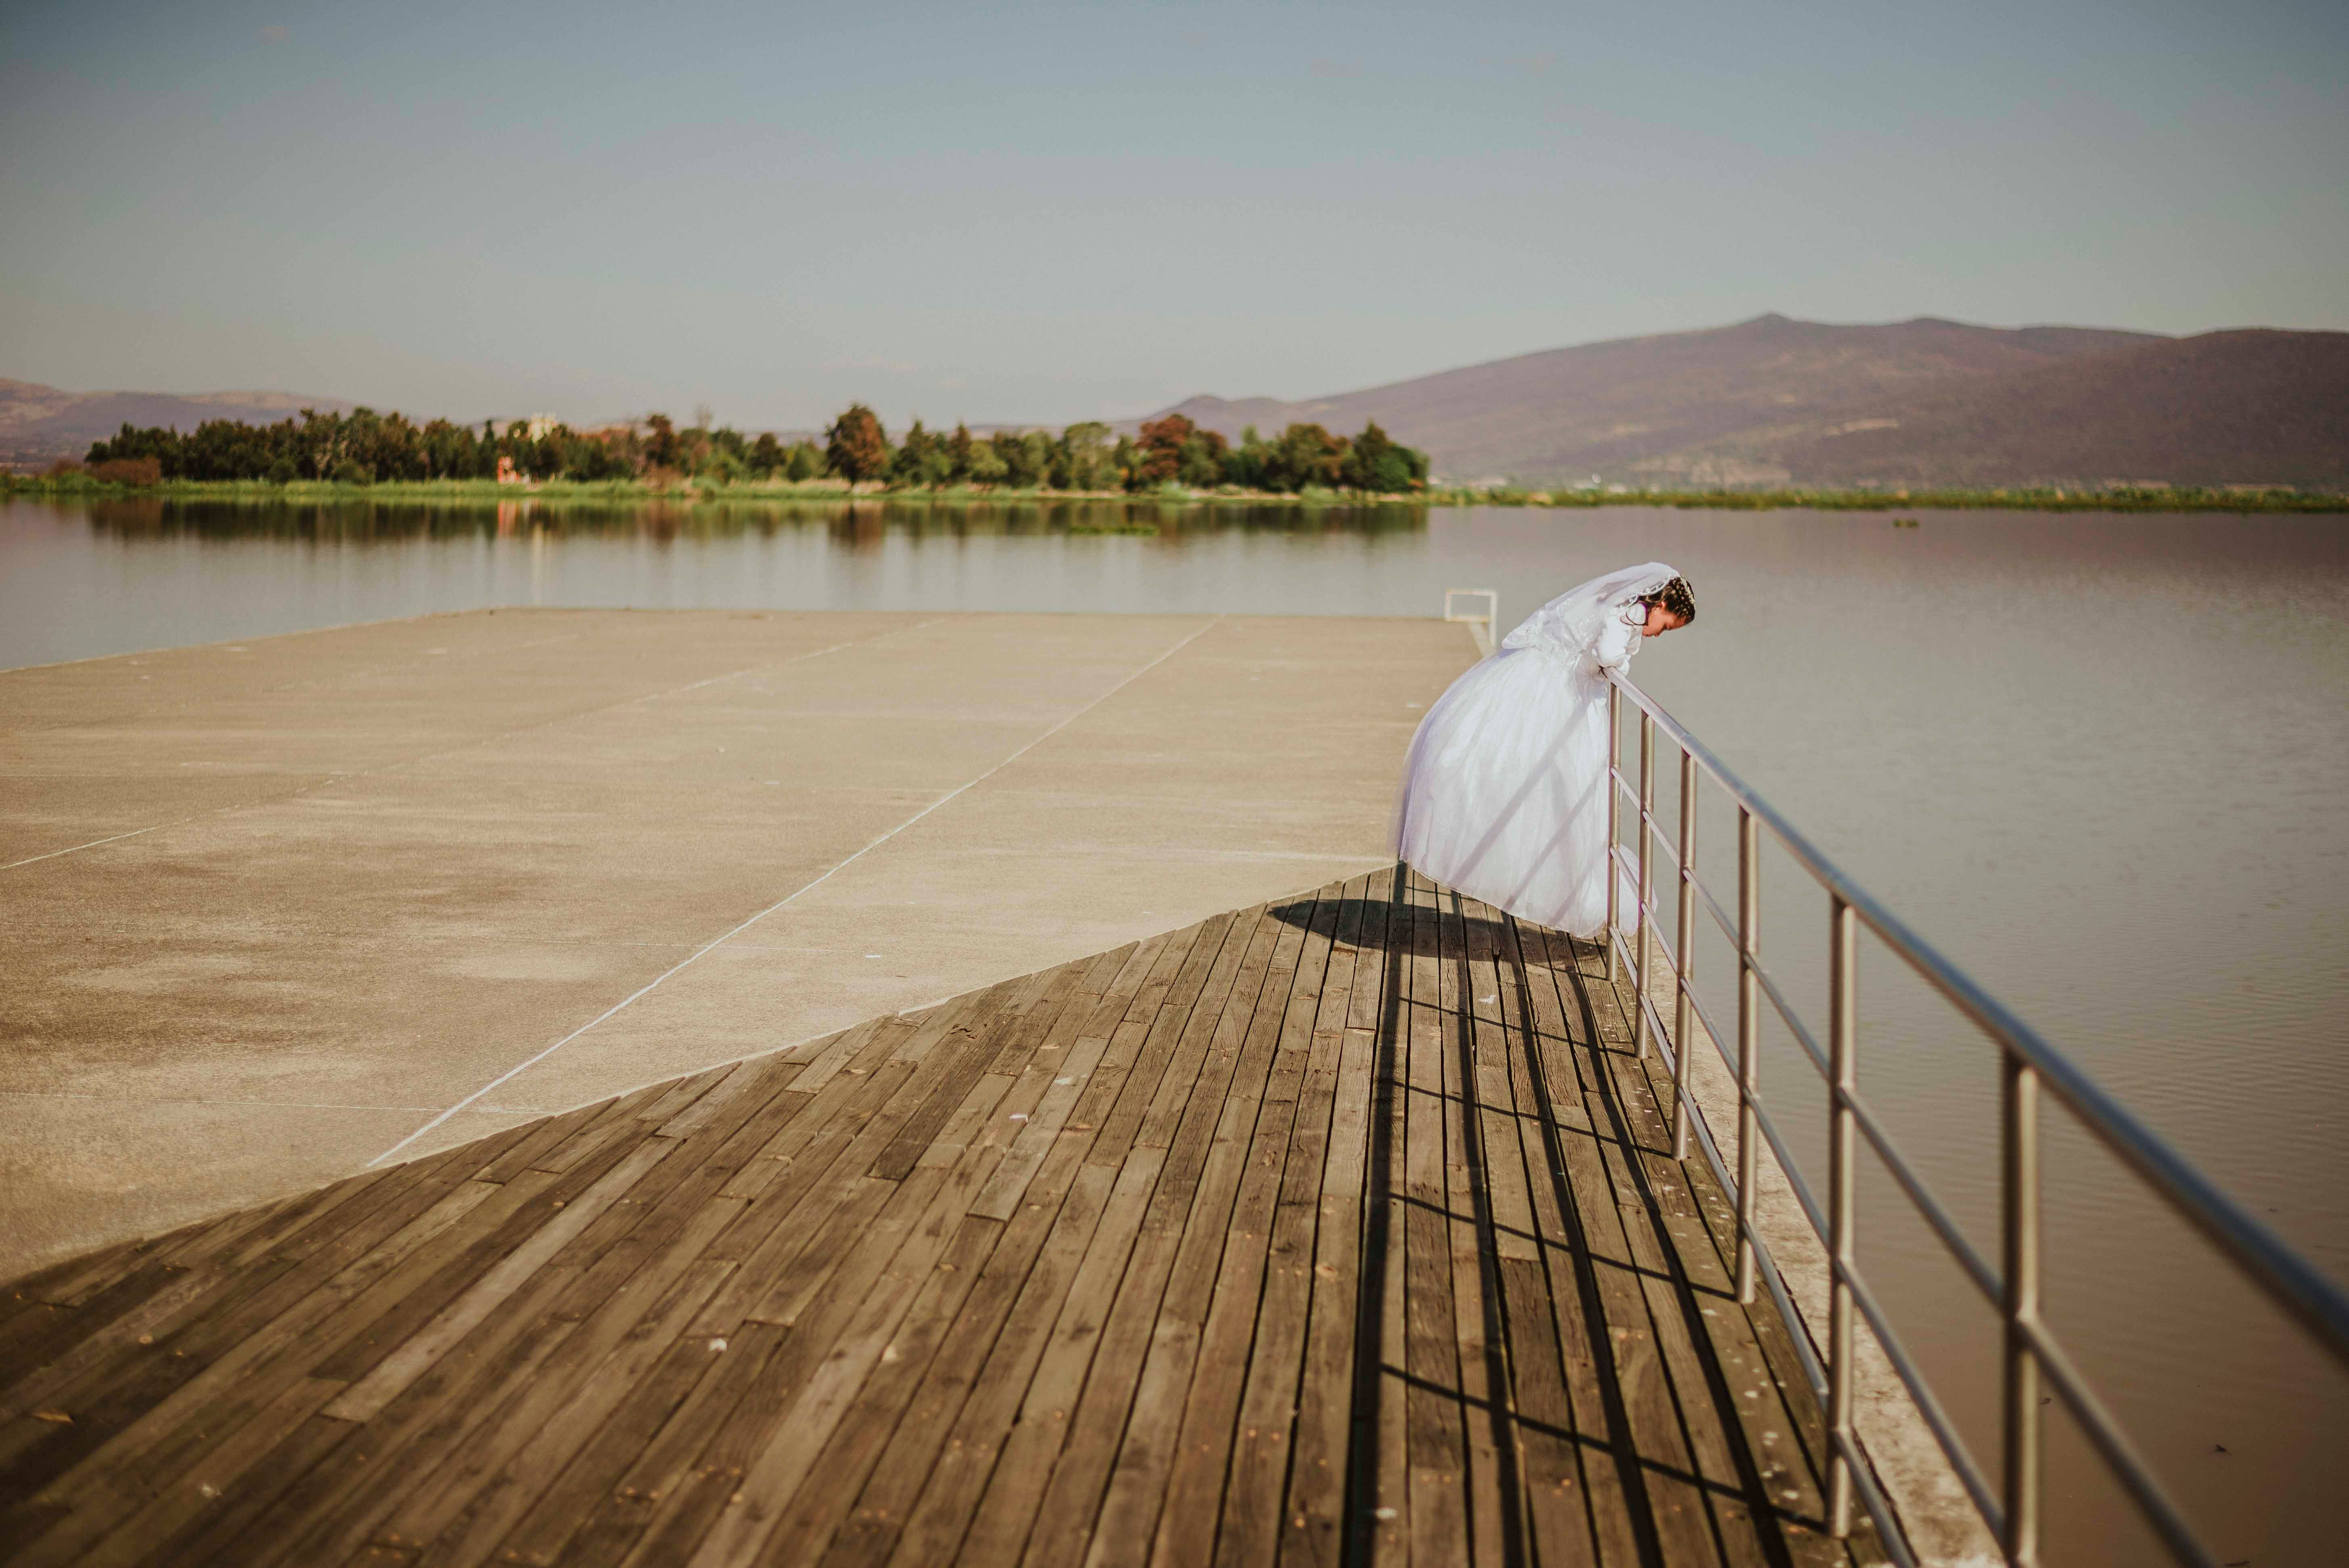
0, 379, 353, 466
10, 312, 2344, 487
1139, 314, 2349, 489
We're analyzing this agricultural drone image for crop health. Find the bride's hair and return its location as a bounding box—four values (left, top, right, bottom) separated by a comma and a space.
1641, 576, 1697, 624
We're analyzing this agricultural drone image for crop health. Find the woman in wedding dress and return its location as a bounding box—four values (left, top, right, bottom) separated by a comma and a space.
1394, 563, 1696, 936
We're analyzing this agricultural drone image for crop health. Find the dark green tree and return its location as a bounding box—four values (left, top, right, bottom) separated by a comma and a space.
964, 434, 1008, 485
890, 419, 950, 486
1177, 428, 1229, 487
1224, 425, 1268, 490
1342, 421, 1426, 492
1056, 422, 1112, 490
643, 414, 681, 472
998, 429, 1052, 488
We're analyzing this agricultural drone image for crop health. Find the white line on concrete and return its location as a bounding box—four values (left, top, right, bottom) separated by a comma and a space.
467, 860, 1369, 1120
1, 825, 167, 871
0, 615, 949, 876
368, 614, 1227, 1168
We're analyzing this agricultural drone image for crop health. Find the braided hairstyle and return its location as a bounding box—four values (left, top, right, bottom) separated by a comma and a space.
1641, 576, 1697, 624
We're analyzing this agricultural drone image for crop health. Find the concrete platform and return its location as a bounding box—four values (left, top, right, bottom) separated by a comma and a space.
0, 609, 1472, 1279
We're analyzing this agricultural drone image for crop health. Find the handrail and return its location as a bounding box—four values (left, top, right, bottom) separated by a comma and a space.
1443, 588, 1498, 657
1613, 837, 1830, 1077
1619, 935, 1996, 1560
1605, 670, 2349, 1363
1600, 667, 2349, 1567
1614, 873, 2003, 1304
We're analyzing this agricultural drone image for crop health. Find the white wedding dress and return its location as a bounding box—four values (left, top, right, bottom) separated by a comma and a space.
1393, 563, 1678, 936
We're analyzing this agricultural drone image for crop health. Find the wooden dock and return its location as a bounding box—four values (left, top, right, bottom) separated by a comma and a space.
0, 868, 1891, 1567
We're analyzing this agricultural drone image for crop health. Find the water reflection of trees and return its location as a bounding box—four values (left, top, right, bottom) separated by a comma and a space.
76, 497, 1428, 546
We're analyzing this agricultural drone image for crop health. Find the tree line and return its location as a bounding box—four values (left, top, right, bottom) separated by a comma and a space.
81, 404, 1428, 494
82, 409, 803, 487
821, 406, 1425, 494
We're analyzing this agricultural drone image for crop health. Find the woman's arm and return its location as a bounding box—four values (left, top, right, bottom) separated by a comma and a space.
1590, 603, 1643, 671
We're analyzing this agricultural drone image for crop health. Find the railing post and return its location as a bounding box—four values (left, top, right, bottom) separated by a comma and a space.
1605, 682, 1621, 981
2004, 1053, 2043, 1565
1672, 748, 1697, 1160
1635, 712, 1656, 1059
1827, 896, 1858, 1537
1735, 806, 1759, 1304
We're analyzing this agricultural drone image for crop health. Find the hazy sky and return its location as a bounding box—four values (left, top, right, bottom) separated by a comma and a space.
3, 0, 2343, 429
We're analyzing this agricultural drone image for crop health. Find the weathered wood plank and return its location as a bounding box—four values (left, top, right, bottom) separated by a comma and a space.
1456, 896, 1595, 1568
322, 1139, 671, 1422
805, 942, 1170, 1568
1209, 887, 1355, 1567
70, 1373, 351, 1568
2, 1167, 566, 1567
1097, 898, 1298, 1568
1023, 901, 1310, 1568
708, 1212, 1000, 1568
471, 1100, 613, 1186
630, 1061, 739, 1127
384, 1256, 732, 1563
157, 1165, 737, 1568
1402, 872, 1473, 1566
0, 1147, 517, 1550
1358, 868, 1416, 1562
865, 932, 1210, 1566
1281, 871, 1382, 1568
981, 953, 1093, 1076
854, 1160, 1121, 1568
938, 1144, 1168, 1568
0, 1267, 186, 1410
1606, 976, 1870, 1566
957, 908, 1264, 1568
686, 1062, 921, 1327
1434, 888, 1523, 1568
525, 1083, 669, 1176
1078, 919, 1217, 1172
566, 1139, 966, 1563
1499, 917, 1643, 1568
1553, 929, 1730, 1568
869, 976, 1034, 1181
136, 1185, 662, 1568
552, 1319, 790, 1568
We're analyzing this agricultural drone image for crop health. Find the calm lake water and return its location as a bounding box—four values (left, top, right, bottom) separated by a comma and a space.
5, 494, 2345, 1562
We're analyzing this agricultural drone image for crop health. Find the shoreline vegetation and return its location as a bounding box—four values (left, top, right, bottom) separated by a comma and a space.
6, 471, 2340, 513
6, 401, 2334, 513
43, 402, 1432, 497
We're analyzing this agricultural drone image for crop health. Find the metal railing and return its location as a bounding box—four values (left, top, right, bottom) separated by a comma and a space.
1599, 670, 2349, 1568
1443, 588, 1498, 657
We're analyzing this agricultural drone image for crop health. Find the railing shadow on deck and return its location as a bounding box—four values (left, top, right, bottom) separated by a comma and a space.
1275, 877, 1863, 1568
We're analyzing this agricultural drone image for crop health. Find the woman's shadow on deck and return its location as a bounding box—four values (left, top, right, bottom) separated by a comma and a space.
1267, 896, 1589, 965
